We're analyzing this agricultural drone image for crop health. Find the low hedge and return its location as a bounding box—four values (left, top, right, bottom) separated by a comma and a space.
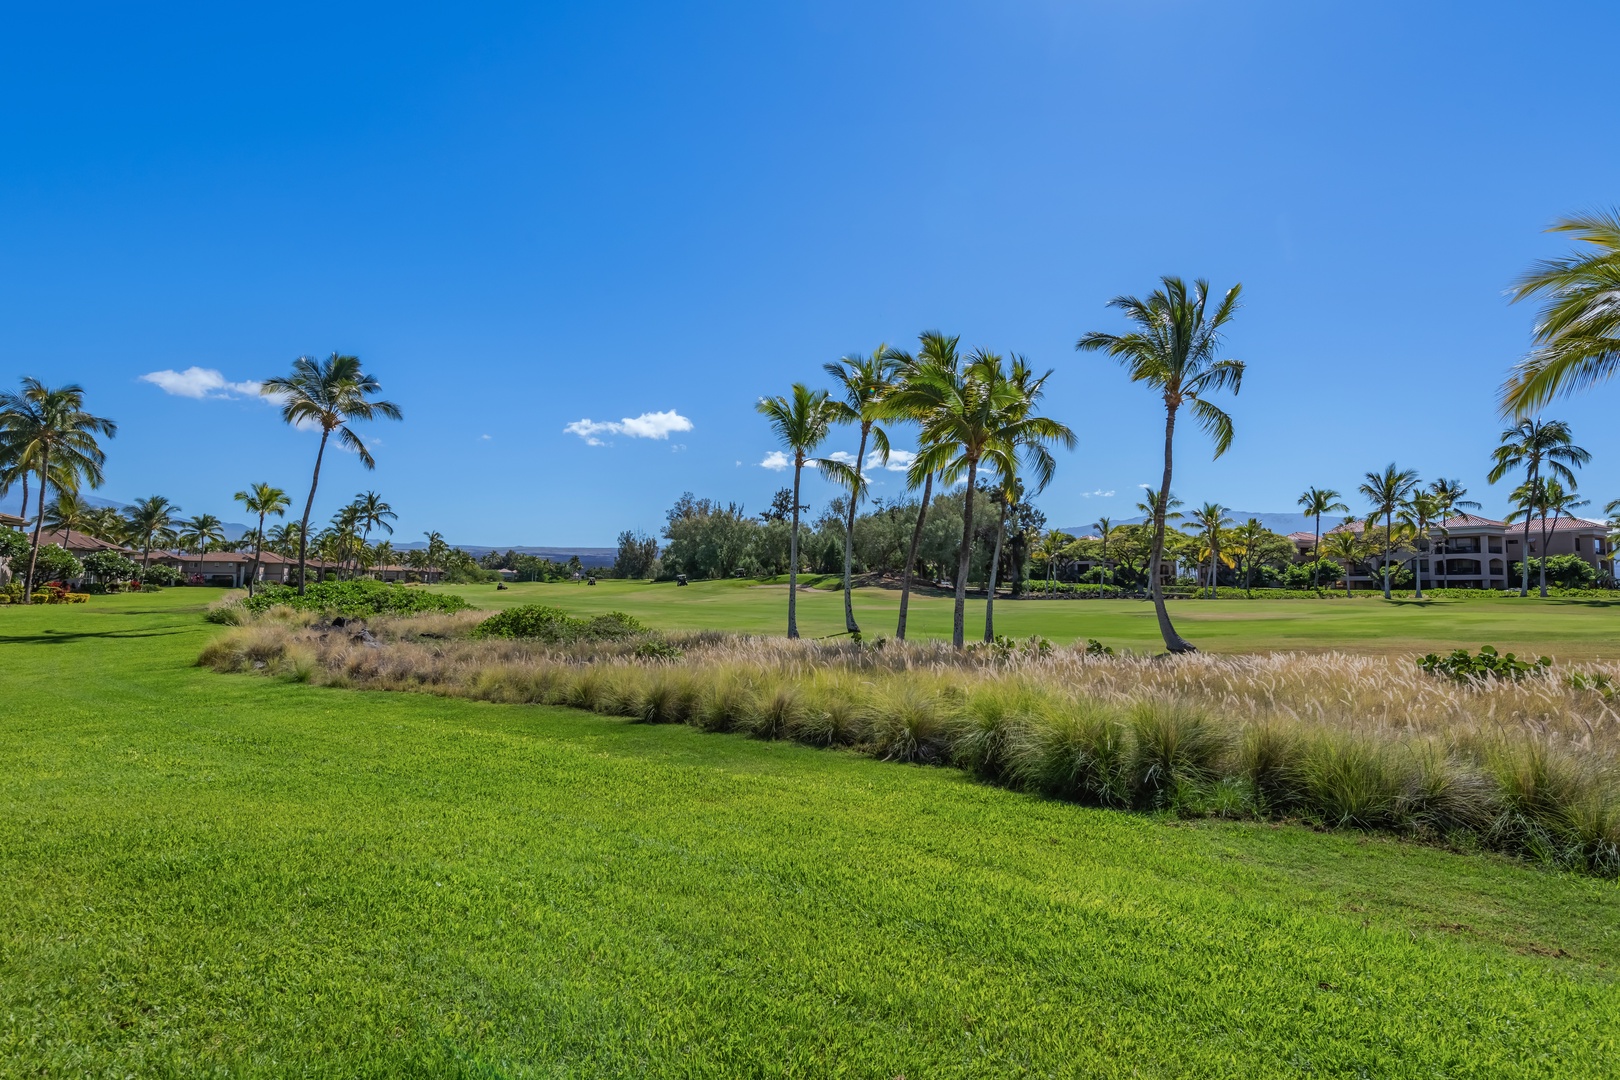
241, 579, 472, 617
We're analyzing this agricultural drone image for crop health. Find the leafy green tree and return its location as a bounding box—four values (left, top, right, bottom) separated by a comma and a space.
1502, 210, 1620, 415
756, 384, 840, 639
233, 482, 289, 596
0, 378, 117, 602
32, 543, 81, 585
124, 495, 181, 572
1487, 418, 1588, 597
1296, 487, 1348, 587
1079, 277, 1244, 652
612, 529, 660, 579
823, 345, 898, 635
42, 491, 94, 551
1358, 464, 1419, 599
80, 549, 137, 585
261, 353, 402, 594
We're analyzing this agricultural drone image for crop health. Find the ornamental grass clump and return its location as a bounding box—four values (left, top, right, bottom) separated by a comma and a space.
198, 613, 1620, 876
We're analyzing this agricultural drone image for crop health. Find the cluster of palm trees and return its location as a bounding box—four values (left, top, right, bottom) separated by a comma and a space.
759, 277, 1243, 652
759, 333, 1077, 648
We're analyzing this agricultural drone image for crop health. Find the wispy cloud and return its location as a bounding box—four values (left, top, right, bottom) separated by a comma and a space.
480, 434, 492, 441
564, 409, 693, 446
140, 367, 263, 400
758, 450, 789, 471
876, 448, 915, 473
1081, 489, 1116, 498
826, 450, 858, 466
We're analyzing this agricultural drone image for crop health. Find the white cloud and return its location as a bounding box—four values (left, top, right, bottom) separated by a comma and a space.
758, 450, 790, 471
565, 409, 693, 445
480, 434, 492, 441
1081, 489, 1116, 498
671, 443, 687, 453
826, 450, 858, 466
140, 367, 263, 400
875, 448, 915, 473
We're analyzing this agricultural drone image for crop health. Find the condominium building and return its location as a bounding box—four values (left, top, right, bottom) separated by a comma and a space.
1311, 513, 1610, 589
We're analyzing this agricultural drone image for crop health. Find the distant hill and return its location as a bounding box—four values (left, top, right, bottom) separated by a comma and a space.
1062, 510, 1324, 537
394, 542, 617, 568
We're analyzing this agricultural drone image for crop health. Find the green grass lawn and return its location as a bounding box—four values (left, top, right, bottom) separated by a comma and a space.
431, 577, 1620, 659
2, 590, 1618, 1076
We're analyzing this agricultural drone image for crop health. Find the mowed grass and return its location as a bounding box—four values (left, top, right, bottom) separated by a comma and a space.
433, 577, 1620, 659
1, 591, 1617, 1077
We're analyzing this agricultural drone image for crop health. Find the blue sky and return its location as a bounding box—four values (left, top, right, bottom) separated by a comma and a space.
3, 2, 1617, 544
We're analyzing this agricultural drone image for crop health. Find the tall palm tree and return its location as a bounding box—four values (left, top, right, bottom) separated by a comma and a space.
1501, 209, 1620, 416
1529, 478, 1589, 598
83, 505, 126, 543
0, 379, 117, 602
890, 350, 1073, 647
1186, 503, 1232, 599
1358, 464, 1419, 599
371, 539, 396, 579
1487, 418, 1589, 597
823, 345, 898, 636
422, 530, 448, 581
352, 490, 397, 551
1396, 489, 1445, 599
1323, 526, 1361, 598
260, 353, 402, 594
982, 356, 1071, 642
330, 503, 363, 578
233, 482, 289, 595
1034, 529, 1072, 596
756, 383, 841, 639
42, 491, 93, 553
1078, 277, 1244, 653
177, 514, 226, 580
1092, 517, 1113, 590
1296, 487, 1348, 588
267, 521, 303, 559
883, 331, 961, 641
124, 495, 180, 572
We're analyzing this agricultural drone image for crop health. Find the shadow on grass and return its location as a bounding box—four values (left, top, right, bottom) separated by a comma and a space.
0, 628, 195, 645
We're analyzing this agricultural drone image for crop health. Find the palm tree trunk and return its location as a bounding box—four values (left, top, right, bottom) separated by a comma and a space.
1311, 513, 1322, 589
952, 461, 978, 648
1383, 516, 1394, 600
983, 498, 1006, 642
1149, 408, 1194, 653
1343, 559, 1353, 598
842, 426, 867, 635
296, 430, 331, 596
896, 472, 933, 641
22, 455, 50, 603
1520, 467, 1535, 597
1414, 527, 1424, 599
249, 511, 265, 596
787, 455, 802, 639
1538, 517, 1552, 598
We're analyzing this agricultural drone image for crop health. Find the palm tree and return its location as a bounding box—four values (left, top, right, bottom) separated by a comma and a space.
1396, 489, 1445, 599
1186, 503, 1232, 599
1427, 478, 1481, 520
1034, 529, 1072, 596
981, 356, 1071, 642
42, 491, 93, 553
233, 483, 289, 596
823, 346, 898, 636
1529, 478, 1589, 597
330, 503, 363, 578
1078, 277, 1244, 653
422, 530, 449, 581
1323, 526, 1361, 598
756, 384, 841, 639
1501, 209, 1620, 416
83, 505, 126, 543
1358, 464, 1420, 599
890, 350, 1073, 647
371, 539, 396, 579
1232, 517, 1267, 596
176, 514, 226, 580
883, 331, 962, 641
1487, 418, 1588, 597
0, 379, 117, 602
124, 495, 180, 572
260, 353, 402, 594
1092, 517, 1113, 590
1296, 487, 1348, 588
404, 546, 430, 581
352, 490, 397, 552
267, 521, 303, 558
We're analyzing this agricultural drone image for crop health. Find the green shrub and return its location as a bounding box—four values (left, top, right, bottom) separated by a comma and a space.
1418, 645, 1551, 683
1008, 702, 1134, 808
242, 579, 472, 617
1128, 700, 1226, 806
471, 604, 645, 643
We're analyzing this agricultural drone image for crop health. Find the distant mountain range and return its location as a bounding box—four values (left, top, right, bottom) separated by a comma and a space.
1062, 510, 1324, 536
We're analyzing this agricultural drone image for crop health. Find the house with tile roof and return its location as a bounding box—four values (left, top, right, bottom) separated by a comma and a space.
1322, 513, 1610, 589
